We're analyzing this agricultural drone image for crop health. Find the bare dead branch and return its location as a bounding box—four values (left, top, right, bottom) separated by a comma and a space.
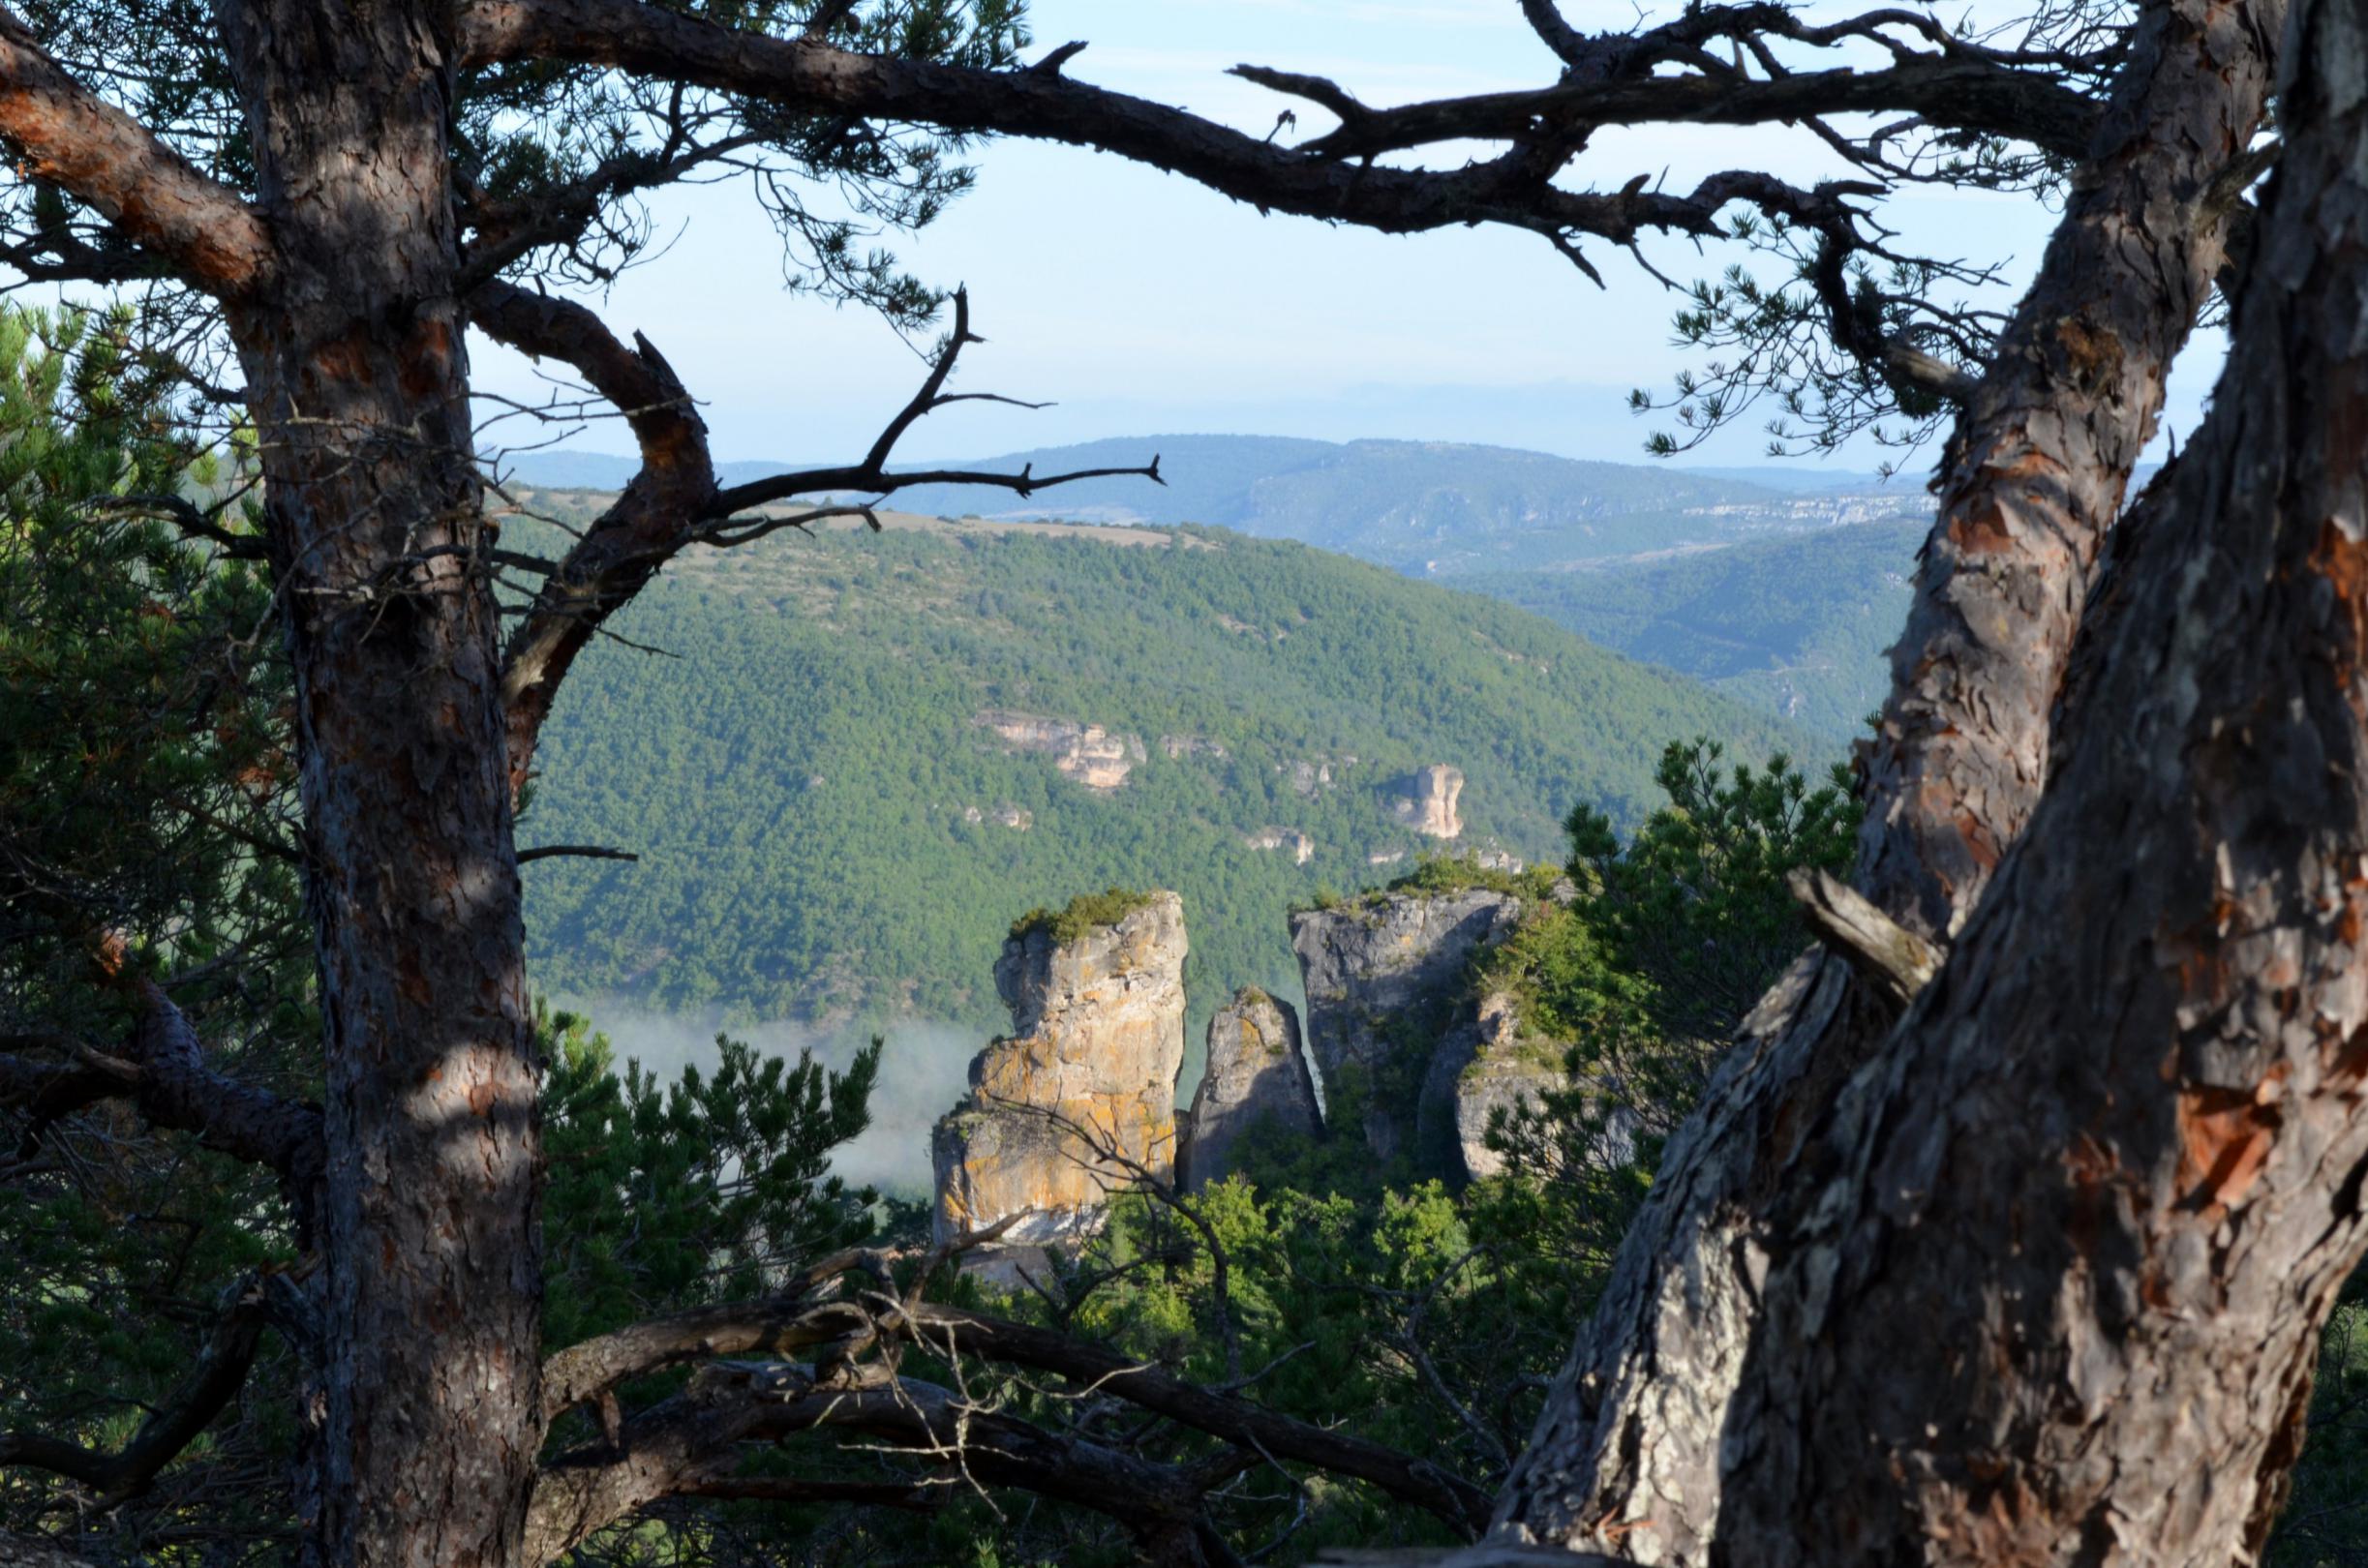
454, 0, 2078, 269
895, 1301, 1494, 1536
515, 844, 640, 864
539, 1248, 879, 1426
527, 1358, 1235, 1564
707, 287, 1162, 515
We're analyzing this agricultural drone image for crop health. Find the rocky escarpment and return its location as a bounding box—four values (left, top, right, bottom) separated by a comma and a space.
1385, 764, 1466, 838
1243, 827, 1315, 864
1178, 988, 1320, 1191
931, 890, 1188, 1246
975, 709, 1146, 791
1290, 886, 1521, 1166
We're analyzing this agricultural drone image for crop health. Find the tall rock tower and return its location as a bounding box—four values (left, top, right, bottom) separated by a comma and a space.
1178, 987, 1320, 1191
1290, 886, 1522, 1167
931, 890, 1189, 1246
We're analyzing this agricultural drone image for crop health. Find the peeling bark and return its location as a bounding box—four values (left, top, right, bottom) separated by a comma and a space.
1858, 0, 2285, 942
1717, 6, 2368, 1559
1495, 4, 2285, 1558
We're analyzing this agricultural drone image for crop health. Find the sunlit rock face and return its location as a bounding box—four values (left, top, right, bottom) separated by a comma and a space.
975, 709, 1145, 791
1242, 827, 1315, 864
1424, 989, 1563, 1181
931, 891, 1188, 1246
1385, 764, 1466, 838
1178, 988, 1320, 1191
1289, 887, 1521, 1165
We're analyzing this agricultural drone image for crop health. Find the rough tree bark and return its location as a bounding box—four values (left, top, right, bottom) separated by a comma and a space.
1713, 3, 2368, 1558
1495, 3, 2285, 1558
214, 5, 541, 1565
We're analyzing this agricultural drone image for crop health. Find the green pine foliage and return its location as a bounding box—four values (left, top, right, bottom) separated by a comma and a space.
0, 304, 311, 1556
1473, 739, 1856, 1271
539, 1004, 883, 1354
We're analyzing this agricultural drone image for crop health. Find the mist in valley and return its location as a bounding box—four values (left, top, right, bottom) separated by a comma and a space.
547, 997, 989, 1199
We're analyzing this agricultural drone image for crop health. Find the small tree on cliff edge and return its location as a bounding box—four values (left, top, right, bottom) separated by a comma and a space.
0, 2, 2353, 1566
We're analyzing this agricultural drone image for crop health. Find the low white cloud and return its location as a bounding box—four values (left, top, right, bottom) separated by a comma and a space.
548, 997, 982, 1200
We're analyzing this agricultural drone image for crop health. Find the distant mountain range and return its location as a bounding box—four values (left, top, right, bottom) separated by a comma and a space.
1458, 520, 1924, 737
506, 435, 1925, 570
508, 436, 1932, 738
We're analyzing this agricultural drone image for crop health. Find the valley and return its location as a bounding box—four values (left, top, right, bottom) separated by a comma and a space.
511, 491, 1802, 1067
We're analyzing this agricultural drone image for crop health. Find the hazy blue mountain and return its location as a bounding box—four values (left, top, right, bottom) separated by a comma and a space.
505, 436, 1925, 575
1456, 519, 1925, 739
1682, 466, 1902, 493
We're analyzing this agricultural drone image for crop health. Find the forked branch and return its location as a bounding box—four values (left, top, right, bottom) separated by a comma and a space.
0, 1275, 268, 1502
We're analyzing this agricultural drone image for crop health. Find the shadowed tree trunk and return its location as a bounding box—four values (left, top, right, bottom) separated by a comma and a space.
219, 5, 541, 1564
1710, 4, 2368, 1557
1495, 3, 2286, 1557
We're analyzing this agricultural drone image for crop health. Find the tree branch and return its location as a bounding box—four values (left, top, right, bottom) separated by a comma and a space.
526, 1360, 1240, 1565
515, 843, 639, 863
116, 979, 322, 1217
0, 7, 272, 296
706, 286, 1165, 516
0, 1274, 268, 1502
896, 1301, 1494, 1537
454, 0, 2076, 263
473, 282, 1160, 796
1788, 867, 1939, 1010
471, 282, 717, 798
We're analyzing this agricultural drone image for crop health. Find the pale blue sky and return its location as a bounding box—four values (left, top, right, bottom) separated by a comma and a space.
470, 2, 2223, 472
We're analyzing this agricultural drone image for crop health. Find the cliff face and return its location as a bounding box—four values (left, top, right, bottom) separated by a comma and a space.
1386, 764, 1466, 838
1178, 988, 1320, 1191
1427, 990, 1563, 1180
1290, 887, 1521, 1165
1243, 827, 1315, 864
931, 891, 1188, 1245
975, 709, 1146, 791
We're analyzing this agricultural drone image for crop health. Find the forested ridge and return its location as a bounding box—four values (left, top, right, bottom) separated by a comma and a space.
1456, 518, 1925, 738
516, 493, 1798, 1035
509, 438, 1928, 740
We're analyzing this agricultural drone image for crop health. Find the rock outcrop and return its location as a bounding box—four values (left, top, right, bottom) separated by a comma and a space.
1243, 827, 1315, 864
1290, 887, 1521, 1164
975, 709, 1146, 791
1178, 989, 1320, 1191
931, 890, 1188, 1246
1423, 990, 1563, 1180
1385, 764, 1466, 838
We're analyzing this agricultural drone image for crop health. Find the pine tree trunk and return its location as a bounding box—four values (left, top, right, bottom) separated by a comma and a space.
219, 5, 542, 1564
1496, 2, 2285, 1557
1713, 4, 2368, 1556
